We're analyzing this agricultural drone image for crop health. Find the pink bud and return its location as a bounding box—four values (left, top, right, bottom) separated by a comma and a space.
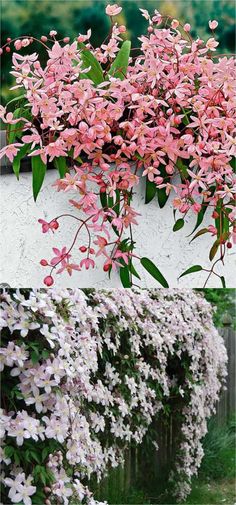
79, 246, 87, 253
171, 19, 179, 29
40, 259, 48, 266
0, 48, 3, 55
184, 23, 191, 32
119, 25, 126, 33
41, 36, 48, 42
209, 20, 218, 30
63, 37, 70, 43
14, 40, 22, 50
44, 275, 54, 287
6, 46, 11, 53
51, 220, 59, 230
7, 37, 11, 42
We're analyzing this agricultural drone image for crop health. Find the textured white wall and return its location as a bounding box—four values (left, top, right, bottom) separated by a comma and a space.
0, 169, 235, 288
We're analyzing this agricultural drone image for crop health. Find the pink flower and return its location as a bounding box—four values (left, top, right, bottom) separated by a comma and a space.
94, 236, 108, 256
105, 4, 122, 16
209, 20, 218, 30
38, 219, 59, 233
206, 37, 219, 51
0, 143, 22, 162
80, 258, 95, 270
50, 247, 71, 266
56, 262, 81, 276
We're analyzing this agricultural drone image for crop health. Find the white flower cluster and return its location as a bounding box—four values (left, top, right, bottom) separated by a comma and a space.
0, 288, 227, 504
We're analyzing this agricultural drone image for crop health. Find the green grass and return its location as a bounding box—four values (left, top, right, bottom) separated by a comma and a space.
93, 416, 236, 505
184, 478, 236, 505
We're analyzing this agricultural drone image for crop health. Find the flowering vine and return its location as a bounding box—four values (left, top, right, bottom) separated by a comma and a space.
0, 4, 235, 287
0, 288, 227, 504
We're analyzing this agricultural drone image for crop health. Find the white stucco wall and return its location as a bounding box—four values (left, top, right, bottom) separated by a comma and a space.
0, 169, 235, 288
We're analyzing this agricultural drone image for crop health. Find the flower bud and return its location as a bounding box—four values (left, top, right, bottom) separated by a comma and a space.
43, 275, 54, 286
184, 23, 191, 32
40, 259, 48, 266
79, 246, 87, 253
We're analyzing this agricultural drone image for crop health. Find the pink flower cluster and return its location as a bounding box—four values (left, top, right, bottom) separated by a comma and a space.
0, 288, 227, 504
0, 5, 235, 286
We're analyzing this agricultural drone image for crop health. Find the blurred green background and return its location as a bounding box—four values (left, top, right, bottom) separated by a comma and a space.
0, 0, 235, 105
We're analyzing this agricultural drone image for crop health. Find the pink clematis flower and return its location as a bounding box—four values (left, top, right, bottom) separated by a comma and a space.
50, 247, 71, 266
80, 258, 95, 270
105, 4, 122, 16
0, 143, 22, 162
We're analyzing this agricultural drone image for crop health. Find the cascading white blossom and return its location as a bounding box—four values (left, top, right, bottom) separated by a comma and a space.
0, 288, 227, 504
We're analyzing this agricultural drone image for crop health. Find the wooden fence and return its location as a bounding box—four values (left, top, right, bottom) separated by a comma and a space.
95, 325, 235, 502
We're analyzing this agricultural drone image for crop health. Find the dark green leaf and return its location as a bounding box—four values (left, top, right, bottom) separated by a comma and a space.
77, 42, 104, 85
229, 157, 236, 173
140, 257, 169, 287
108, 40, 131, 80
173, 218, 184, 231
145, 177, 156, 204
157, 187, 169, 208
176, 158, 188, 179
209, 240, 220, 261
190, 227, 209, 243
32, 155, 46, 201
7, 107, 31, 144
179, 265, 203, 278
54, 157, 67, 178
220, 276, 226, 288
128, 260, 141, 280
100, 190, 107, 209
120, 264, 131, 288
12, 143, 30, 179
189, 187, 215, 235
113, 189, 120, 216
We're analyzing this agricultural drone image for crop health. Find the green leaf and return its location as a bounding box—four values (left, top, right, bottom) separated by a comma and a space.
189, 187, 215, 235
7, 107, 31, 144
128, 260, 141, 280
77, 42, 104, 85
220, 276, 226, 288
31, 350, 40, 364
157, 187, 169, 208
4, 445, 15, 458
229, 157, 236, 173
32, 155, 46, 201
100, 190, 107, 209
140, 257, 169, 287
157, 164, 170, 208
190, 227, 209, 243
113, 189, 120, 216
173, 218, 184, 231
120, 264, 131, 288
6, 94, 26, 108
179, 265, 203, 278
209, 239, 220, 261
31, 451, 41, 464
145, 177, 156, 204
176, 158, 188, 179
54, 157, 67, 178
12, 143, 30, 179
108, 40, 131, 80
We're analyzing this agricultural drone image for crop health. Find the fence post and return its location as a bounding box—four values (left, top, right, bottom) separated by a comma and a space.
216, 316, 235, 423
